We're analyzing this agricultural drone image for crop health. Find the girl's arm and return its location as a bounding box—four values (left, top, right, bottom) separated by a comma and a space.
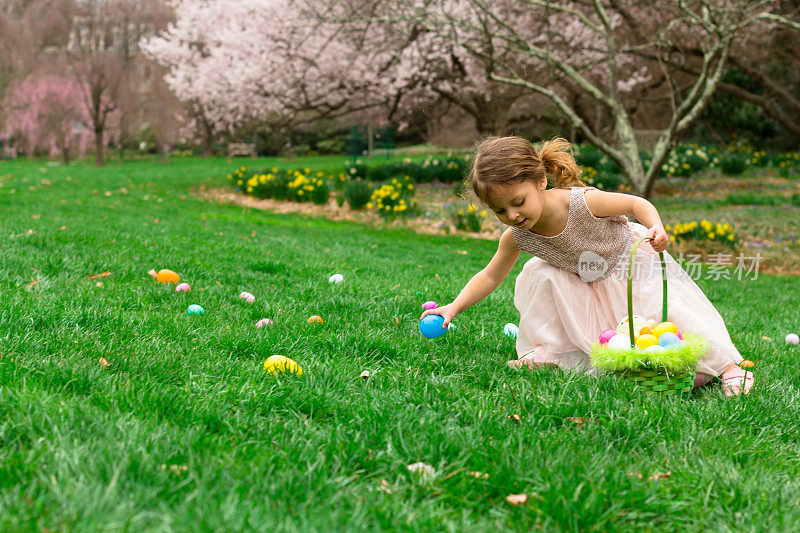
421, 228, 520, 327
583, 189, 669, 252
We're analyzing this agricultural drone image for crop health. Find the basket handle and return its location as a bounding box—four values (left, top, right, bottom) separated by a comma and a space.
626, 236, 667, 349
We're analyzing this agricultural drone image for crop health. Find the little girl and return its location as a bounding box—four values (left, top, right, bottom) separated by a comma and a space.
421, 136, 754, 396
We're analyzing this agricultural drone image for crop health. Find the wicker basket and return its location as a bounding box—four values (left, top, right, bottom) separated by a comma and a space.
590, 236, 707, 396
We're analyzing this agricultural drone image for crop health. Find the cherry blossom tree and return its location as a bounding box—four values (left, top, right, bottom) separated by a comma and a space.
393, 0, 797, 197
1, 73, 93, 162
141, 0, 396, 142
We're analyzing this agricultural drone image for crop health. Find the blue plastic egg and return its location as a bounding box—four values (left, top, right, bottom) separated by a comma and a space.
187, 304, 205, 316
420, 314, 447, 339
658, 332, 681, 347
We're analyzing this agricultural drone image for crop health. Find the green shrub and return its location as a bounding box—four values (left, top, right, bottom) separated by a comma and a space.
310, 180, 330, 205
580, 165, 622, 191
345, 159, 368, 179
316, 138, 346, 155
345, 179, 374, 209
772, 152, 800, 177
575, 146, 603, 168
719, 152, 749, 175
447, 203, 486, 232
355, 155, 469, 184
662, 146, 711, 177
367, 176, 416, 217
597, 155, 620, 175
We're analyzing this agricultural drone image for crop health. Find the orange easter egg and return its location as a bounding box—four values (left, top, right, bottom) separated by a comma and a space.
653, 322, 678, 338
156, 269, 180, 284
308, 315, 323, 324
638, 325, 654, 337
635, 334, 659, 350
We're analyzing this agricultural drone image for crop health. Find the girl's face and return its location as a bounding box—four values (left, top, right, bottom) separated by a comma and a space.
485, 179, 546, 229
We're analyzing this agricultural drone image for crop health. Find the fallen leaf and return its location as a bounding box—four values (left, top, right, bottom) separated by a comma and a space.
394, 317, 400, 327
376, 479, 392, 493
87, 271, 111, 279
565, 416, 598, 428
761, 336, 772, 341
648, 471, 671, 481
740, 360, 755, 369
58, 226, 66, 231
95, 282, 103, 287
468, 471, 489, 480
506, 494, 527, 505
454, 250, 468, 255
148, 269, 157, 279
507, 414, 521, 424
32, 214, 40, 219
99, 357, 111, 368
360, 370, 370, 379
27, 279, 39, 287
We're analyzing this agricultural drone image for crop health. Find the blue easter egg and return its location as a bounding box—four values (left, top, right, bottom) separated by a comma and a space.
658, 332, 680, 347
187, 304, 205, 316
420, 314, 447, 339
503, 323, 519, 338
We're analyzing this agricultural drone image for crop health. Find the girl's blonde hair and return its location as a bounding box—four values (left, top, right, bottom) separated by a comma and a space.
466, 136, 583, 204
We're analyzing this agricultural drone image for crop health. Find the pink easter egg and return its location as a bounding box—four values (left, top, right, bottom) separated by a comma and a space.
239, 291, 255, 303
599, 329, 617, 345
175, 283, 191, 293
421, 300, 438, 310
256, 318, 274, 328
676, 329, 683, 340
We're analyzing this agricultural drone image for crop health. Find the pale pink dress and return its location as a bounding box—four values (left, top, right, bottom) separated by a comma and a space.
513, 187, 743, 376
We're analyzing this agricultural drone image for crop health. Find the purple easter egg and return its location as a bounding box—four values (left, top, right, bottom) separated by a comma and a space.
256, 318, 274, 328
175, 283, 191, 293
421, 300, 438, 310
676, 329, 683, 340
599, 329, 617, 345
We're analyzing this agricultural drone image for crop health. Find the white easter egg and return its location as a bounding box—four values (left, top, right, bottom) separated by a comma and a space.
607, 334, 632, 350
329, 273, 344, 284
503, 323, 519, 338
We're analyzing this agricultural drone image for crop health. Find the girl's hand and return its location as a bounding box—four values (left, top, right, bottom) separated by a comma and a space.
647, 224, 669, 252
420, 303, 459, 329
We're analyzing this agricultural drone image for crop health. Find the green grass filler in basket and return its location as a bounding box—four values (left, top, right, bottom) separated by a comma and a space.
590, 236, 709, 394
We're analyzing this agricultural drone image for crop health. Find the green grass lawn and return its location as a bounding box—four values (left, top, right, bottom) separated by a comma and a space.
1, 156, 800, 531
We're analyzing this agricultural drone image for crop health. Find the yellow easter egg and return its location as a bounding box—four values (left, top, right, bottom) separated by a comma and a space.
653, 322, 678, 338
156, 269, 180, 284
636, 334, 659, 350
263, 355, 303, 376
308, 315, 323, 324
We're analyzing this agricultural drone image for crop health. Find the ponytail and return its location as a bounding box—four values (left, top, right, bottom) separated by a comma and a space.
539, 137, 583, 188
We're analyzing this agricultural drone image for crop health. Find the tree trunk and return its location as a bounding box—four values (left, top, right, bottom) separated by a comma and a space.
95, 128, 105, 167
